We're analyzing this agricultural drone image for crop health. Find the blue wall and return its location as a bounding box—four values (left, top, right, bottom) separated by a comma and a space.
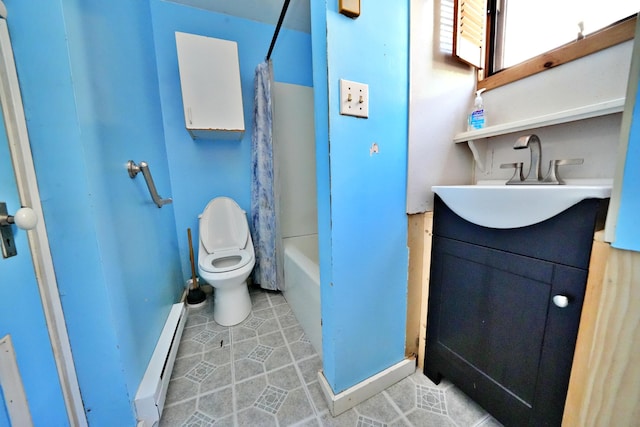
614, 73, 640, 251
0, 391, 9, 426
6, 0, 181, 423
312, 3, 410, 393
5, 0, 408, 420
149, 0, 313, 281
309, 0, 335, 384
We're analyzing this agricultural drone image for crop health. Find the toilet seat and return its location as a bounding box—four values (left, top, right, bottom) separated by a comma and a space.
199, 249, 253, 274
200, 197, 248, 254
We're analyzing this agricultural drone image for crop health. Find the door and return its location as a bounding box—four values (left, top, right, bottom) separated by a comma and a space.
0, 103, 68, 424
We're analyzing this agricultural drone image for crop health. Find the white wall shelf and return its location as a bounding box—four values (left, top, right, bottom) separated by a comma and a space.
453, 98, 625, 144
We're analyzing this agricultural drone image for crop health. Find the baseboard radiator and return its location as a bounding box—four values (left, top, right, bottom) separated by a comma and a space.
135, 303, 187, 427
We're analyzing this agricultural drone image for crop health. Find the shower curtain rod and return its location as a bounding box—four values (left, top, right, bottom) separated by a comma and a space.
265, 0, 291, 60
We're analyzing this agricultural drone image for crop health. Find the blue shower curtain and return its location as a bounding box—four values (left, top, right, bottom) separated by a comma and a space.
251, 61, 283, 291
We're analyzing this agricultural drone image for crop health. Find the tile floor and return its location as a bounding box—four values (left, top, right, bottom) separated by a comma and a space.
160, 287, 503, 427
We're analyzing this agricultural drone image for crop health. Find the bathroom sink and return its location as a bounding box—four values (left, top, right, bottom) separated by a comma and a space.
432, 180, 612, 229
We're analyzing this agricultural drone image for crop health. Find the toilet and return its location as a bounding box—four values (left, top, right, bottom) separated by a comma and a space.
198, 197, 255, 326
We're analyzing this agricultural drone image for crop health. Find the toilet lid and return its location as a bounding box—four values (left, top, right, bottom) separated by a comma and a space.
199, 249, 252, 273
200, 197, 249, 254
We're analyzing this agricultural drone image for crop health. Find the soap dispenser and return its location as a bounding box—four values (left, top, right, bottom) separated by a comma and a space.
468, 88, 486, 130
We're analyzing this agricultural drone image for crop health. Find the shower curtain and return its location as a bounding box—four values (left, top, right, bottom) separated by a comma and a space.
251, 61, 283, 291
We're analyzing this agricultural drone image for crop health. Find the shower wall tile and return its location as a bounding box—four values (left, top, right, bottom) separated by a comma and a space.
273, 83, 318, 239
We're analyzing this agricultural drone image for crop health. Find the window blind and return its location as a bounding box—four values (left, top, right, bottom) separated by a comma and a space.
454, 0, 487, 69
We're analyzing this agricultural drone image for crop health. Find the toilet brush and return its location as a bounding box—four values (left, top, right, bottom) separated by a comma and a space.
186, 228, 206, 306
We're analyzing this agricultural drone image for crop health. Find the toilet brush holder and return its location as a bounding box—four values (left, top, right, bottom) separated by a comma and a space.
186, 278, 206, 308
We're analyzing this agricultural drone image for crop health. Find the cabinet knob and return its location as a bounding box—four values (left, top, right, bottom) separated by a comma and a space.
552, 295, 570, 308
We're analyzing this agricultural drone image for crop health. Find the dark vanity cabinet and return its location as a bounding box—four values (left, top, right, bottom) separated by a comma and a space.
424, 195, 608, 427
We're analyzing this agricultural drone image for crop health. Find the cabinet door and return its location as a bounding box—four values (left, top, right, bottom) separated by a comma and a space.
425, 237, 587, 426
175, 32, 245, 140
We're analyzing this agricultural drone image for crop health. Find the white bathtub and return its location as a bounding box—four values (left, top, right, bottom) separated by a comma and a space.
282, 234, 321, 359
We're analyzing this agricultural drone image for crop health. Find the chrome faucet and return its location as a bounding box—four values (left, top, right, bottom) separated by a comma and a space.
513, 134, 542, 182
501, 134, 583, 185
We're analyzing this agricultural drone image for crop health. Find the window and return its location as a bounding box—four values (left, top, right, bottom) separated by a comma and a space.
454, 0, 639, 90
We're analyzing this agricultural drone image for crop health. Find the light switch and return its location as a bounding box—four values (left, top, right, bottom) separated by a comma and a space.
339, 79, 369, 118
339, 0, 360, 18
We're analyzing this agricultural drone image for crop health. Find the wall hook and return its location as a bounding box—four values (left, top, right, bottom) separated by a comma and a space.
127, 160, 172, 208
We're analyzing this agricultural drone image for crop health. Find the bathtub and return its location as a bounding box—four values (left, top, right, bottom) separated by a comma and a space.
282, 234, 321, 359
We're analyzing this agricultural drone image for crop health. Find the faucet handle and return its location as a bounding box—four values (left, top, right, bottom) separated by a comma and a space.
500, 162, 524, 185
543, 158, 584, 184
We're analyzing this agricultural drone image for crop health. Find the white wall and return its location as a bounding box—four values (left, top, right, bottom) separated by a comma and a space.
484, 42, 632, 124
407, 0, 476, 214
477, 41, 633, 182
475, 115, 623, 182
408, 1, 634, 212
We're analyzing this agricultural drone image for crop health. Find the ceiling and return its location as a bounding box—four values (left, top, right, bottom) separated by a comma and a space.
165, 0, 311, 33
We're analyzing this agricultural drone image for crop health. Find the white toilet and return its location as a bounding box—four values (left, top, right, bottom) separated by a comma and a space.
198, 197, 255, 326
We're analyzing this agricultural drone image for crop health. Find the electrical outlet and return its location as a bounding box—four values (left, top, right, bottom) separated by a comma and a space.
339, 79, 369, 118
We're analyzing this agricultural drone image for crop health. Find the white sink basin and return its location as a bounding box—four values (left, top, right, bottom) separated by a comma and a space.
433, 180, 612, 229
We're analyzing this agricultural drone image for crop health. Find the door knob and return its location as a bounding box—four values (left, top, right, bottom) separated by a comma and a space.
1, 206, 37, 230
552, 295, 570, 308
1, 202, 37, 259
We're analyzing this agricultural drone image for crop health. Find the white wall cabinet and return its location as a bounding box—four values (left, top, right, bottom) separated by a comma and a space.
175, 32, 245, 140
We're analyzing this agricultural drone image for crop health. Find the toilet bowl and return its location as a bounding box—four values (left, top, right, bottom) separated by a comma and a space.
198, 197, 255, 326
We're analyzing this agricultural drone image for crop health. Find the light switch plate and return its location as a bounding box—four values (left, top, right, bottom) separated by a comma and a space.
339, 79, 369, 118
339, 0, 360, 18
